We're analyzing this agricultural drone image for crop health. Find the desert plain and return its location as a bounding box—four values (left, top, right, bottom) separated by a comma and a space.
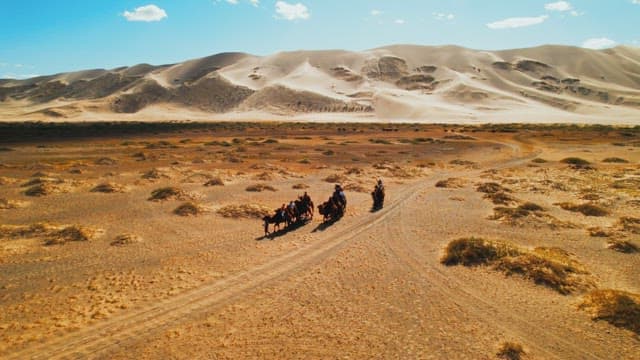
0, 121, 639, 359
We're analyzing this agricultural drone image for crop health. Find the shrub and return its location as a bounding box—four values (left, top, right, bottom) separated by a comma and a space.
556, 202, 608, 217
580, 290, 640, 335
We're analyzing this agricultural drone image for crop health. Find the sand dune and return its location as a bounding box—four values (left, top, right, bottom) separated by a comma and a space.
1, 44, 639, 123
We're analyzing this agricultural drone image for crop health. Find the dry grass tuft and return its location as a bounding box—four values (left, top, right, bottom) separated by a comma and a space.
440, 237, 520, 266
607, 240, 639, 253
602, 157, 629, 163
490, 203, 543, 222
148, 187, 188, 201
580, 289, 640, 335
292, 183, 309, 189
497, 342, 526, 360
111, 234, 142, 246
217, 204, 272, 219
174, 202, 207, 216
0, 223, 52, 238
204, 177, 224, 186
618, 217, 640, 234
245, 183, 277, 192
435, 178, 466, 188
485, 191, 517, 205
495, 247, 591, 294
45, 225, 97, 245
253, 172, 274, 181
561, 157, 593, 169
21, 177, 62, 187
24, 183, 60, 197
449, 159, 477, 167
91, 182, 125, 193
442, 238, 591, 294
324, 173, 348, 183
531, 158, 548, 164
588, 227, 612, 237
476, 182, 511, 194
343, 182, 368, 193
518, 202, 544, 212
142, 168, 168, 180
556, 202, 609, 217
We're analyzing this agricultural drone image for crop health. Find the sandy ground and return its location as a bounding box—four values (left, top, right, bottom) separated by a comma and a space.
0, 123, 639, 359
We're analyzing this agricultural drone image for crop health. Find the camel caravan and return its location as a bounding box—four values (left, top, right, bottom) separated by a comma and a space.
262, 180, 385, 236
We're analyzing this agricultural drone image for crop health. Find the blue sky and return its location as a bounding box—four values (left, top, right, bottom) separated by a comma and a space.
1, 0, 639, 78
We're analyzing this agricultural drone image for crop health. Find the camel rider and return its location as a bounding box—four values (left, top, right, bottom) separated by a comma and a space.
278, 204, 286, 218
375, 179, 384, 195
288, 201, 297, 214
302, 191, 311, 205
333, 184, 346, 209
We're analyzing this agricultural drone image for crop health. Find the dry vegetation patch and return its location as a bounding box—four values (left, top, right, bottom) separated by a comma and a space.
292, 183, 309, 189
245, 183, 277, 192
449, 159, 477, 167
561, 157, 593, 169
91, 182, 126, 193
343, 182, 368, 193
602, 157, 629, 163
435, 178, 466, 188
111, 233, 142, 246
442, 238, 592, 294
324, 173, 349, 183
580, 290, 640, 335
556, 202, 609, 217
142, 168, 169, 180
46, 225, 97, 245
490, 203, 545, 222
497, 342, 526, 360
148, 187, 190, 201
607, 240, 639, 253
24, 183, 62, 197
618, 217, 640, 234
217, 204, 271, 219
1, 223, 100, 245
174, 202, 208, 216
204, 177, 224, 186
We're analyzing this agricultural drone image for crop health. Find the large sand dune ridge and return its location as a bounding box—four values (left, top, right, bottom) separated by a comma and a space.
1, 44, 639, 123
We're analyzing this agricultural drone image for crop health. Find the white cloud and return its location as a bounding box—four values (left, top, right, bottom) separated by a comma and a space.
226, 0, 239, 4
433, 12, 454, 21
487, 15, 548, 29
545, 1, 572, 11
123, 4, 167, 22
582, 38, 617, 49
275, 1, 310, 20
371, 9, 382, 16
249, 0, 259, 6
394, 19, 405, 25
632, 0, 640, 4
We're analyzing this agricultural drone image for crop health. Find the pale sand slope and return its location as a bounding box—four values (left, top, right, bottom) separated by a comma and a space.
1, 45, 640, 124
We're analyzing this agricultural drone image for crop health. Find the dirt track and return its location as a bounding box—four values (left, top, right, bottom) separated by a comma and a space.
1, 124, 639, 359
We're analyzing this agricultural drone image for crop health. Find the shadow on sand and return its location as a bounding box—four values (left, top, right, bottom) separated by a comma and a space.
311, 215, 343, 233
256, 219, 311, 241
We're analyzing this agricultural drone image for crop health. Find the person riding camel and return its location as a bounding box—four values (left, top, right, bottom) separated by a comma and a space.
332, 184, 346, 210
375, 179, 384, 194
